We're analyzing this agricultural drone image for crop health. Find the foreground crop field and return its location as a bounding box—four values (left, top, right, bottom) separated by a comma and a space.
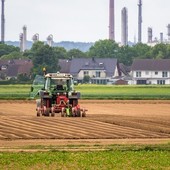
0, 100, 170, 149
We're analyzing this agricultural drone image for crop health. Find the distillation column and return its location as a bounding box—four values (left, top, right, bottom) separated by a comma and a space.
47, 34, 53, 47
121, 7, 128, 46
138, 0, 142, 43
147, 27, 152, 43
32, 33, 39, 43
1, 0, 5, 43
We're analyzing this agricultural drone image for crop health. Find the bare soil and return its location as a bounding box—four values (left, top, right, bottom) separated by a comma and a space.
0, 100, 170, 149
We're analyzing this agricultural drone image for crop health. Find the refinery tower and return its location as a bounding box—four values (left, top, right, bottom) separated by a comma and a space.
109, 0, 115, 40
1, 0, 5, 43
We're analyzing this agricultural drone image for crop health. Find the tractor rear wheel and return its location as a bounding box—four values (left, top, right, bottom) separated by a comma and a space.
45, 109, 50, 117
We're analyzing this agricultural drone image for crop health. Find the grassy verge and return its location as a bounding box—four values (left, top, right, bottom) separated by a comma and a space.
0, 144, 170, 170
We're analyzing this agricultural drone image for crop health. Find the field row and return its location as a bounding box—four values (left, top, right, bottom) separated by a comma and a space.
0, 116, 170, 140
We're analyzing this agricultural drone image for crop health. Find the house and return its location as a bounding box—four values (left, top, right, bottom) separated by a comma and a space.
61, 58, 121, 84
131, 59, 170, 85
0, 59, 33, 80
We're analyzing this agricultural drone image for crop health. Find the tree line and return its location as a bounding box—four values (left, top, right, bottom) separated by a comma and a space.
1, 40, 170, 76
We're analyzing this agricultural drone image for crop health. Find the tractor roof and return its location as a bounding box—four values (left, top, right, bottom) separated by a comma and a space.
45, 72, 73, 80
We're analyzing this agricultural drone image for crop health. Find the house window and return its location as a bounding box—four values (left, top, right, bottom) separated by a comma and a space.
84, 71, 89, 76
155, 72, 158, 75
136, 71, 141, 77
157, 80, 165, 85
162, 71, 168, 77
96, 71, 101, 78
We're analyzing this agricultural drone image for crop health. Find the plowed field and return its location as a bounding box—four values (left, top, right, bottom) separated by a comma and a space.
0, 100, 170, 148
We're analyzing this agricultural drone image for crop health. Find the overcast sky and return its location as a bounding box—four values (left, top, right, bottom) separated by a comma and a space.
4, 0, 170, 43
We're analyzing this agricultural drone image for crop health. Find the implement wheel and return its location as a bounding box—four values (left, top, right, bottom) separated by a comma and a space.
37, 111, 40, 117
51, 112, 55, 117
61, 108, 65, 117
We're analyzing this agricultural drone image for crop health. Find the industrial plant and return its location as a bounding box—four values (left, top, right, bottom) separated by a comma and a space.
1, 0, 170, 49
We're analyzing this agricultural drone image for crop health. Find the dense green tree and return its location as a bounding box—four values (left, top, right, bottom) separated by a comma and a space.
0, 51, 24, 59
132, 43, 152, 59
88, 39, 119, 58
151, 43, 168, 59
17, 73, 30, 82
53, 46, 67, 59
67, 49, 87, 59
83, 75, 90, 83
118, 45, 135, 66
31, 41, 59, 76
0, 43, 20, 57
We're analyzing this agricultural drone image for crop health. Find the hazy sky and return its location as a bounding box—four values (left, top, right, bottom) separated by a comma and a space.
4, 0, 170, 43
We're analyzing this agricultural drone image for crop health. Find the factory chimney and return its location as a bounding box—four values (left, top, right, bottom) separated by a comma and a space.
109, 0, 115, 40
138, 0, 142, 43
121, 7, 128, 46
1, 0, 5, 43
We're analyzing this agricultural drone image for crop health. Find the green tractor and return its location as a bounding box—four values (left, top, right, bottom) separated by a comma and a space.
30, 71, 87, 117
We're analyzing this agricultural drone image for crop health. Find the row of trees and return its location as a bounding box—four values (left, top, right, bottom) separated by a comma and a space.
1, 40, 170, 76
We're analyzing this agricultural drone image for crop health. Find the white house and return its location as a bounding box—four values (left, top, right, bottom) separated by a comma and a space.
131, 59, 170, 85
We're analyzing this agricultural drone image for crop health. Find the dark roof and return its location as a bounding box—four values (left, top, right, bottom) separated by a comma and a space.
58, 59, 71, 73
70, 58, 118, 77
131, 59, 170, 71
119, 63, 131, 75
6, 65, 20, 77
0, 59, 32, 66
4, 60, 33, 77
18, 62, 33, 74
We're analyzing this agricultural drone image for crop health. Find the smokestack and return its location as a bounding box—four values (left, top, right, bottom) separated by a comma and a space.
138, 0, 142, 43
1, 0, 5, 43
109, 0, 115, 40
121, 7, 128, 46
